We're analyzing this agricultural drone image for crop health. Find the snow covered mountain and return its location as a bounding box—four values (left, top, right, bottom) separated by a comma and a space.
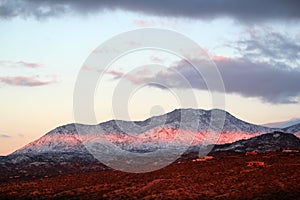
11, 108, 276, 157
13, 124, 90, 155
283, 123, 300, 138
283, 123, 300, 133
262, 118, 300, 128
214, 131, 300, 152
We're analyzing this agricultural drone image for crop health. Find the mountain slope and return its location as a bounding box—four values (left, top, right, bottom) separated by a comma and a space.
282, 123, 300, 139
214, 131, 300, 152
262, 118, 300, 128
283, 123, 300, 134
11, 108, 276, 157
14, 125, 83, 154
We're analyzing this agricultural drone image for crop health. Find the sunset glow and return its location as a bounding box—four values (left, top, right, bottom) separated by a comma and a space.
0, 1, 299, 157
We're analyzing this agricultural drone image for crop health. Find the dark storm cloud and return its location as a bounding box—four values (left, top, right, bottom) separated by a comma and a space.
215, 58, 300, 104
107, 58, 300, 104
1, 0, 300, 22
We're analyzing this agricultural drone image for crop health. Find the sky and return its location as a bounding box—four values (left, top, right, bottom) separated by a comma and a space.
0, 0, 300, 155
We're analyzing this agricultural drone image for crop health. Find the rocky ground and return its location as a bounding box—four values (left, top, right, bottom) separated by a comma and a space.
1, 151, 300, 200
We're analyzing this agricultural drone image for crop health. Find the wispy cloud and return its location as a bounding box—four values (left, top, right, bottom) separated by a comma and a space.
16, 61, 42, 68
150, 55, 166, 63
0, 60, 42, 68
0, 133, 25, 139
0, 134, 11, 138
133, 19, 156, 27
1, 0, 300, 22
18, 133, 24, 138
0, 76, 56, 87
232, 28, 300, 67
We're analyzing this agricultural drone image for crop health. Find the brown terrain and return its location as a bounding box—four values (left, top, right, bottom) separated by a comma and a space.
1, 151, 300, 200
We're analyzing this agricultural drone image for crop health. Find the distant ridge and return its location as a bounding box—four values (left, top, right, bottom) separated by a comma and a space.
283, 123, 300, 136
262, 118, 300, 128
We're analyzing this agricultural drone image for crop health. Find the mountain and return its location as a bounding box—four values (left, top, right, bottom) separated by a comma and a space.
214, 131, 300, 153
13, 124, 90, 155
11, 108, 276, 157
283, 123, 300, 133
1, 106, 299, 180
282, 123, 300, 138
0, 108, 278, 179
262, 118, 300, 128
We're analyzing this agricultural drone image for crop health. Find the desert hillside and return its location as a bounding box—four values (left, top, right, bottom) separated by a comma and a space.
1, 151, 300, 200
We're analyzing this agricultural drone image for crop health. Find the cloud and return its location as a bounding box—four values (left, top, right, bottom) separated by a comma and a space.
0, 134, 11, 138
232, 28, 300, 66
18, 133, 24, 137
0, 133, 25, 138
91, 68, 125, 79
0, 60, 42, 68
133, 19, 156, 27
96, 68, 153, 82
150, 55, 166, 63
106, 57, 300, 104
0, 76, 56, 87
16, 61, 42, 68
1, 0, 300, 22
214, 58, 300, 104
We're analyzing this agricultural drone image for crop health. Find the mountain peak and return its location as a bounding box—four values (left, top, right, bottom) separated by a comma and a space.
45, 123, 77, 136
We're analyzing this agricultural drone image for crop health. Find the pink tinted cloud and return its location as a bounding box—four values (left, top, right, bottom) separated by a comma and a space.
125, 40, 142, 47
104, 70, 124, 78
134, 68, 151, 76
0, 60, 43, 68
94, 68, 125, 79
16, 61, 42, 68
133, 19, 181, 28
150, 55, 165, 63
212, 55, 233, 62
82, 65, 94, 71
0, 76, 56, 87
133, 19, 156, 27
83, 65, 124, 79
243, 27, 259, 36
96, 68, 154, 83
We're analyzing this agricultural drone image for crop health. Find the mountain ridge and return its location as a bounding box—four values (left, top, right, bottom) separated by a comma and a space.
283, 122, 300, 134
1, 107, 300, 180
262, 118, 300, 128
214, 131, 300, 152
12, 108, 277, 156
